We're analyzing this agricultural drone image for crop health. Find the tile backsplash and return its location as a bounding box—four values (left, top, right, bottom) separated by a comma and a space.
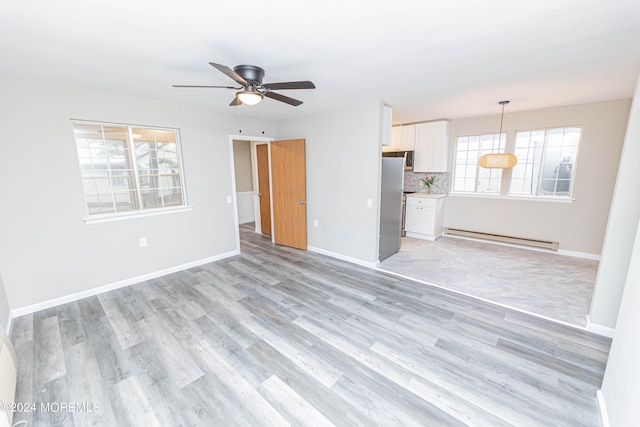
404, 171, 449, 193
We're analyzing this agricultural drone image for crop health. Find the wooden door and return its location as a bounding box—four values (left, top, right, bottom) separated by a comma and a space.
270, 139, 307, 250
256, 144, 271, 236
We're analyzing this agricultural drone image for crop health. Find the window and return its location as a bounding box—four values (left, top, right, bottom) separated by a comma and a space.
510, 127, 581, 197
72, 121, 187, 217
452, 126, 581, 199
453, 133, 505, 194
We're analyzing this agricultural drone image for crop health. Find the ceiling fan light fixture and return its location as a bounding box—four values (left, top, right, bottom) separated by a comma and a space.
174, 62, 313, 107
237, 89, 263, 105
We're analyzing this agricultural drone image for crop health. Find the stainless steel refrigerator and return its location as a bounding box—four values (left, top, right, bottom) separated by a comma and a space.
379, 157, 404, 261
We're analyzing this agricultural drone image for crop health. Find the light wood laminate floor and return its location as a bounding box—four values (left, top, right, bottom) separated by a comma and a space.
10, 224, 610, 426
379, 236, 598, 327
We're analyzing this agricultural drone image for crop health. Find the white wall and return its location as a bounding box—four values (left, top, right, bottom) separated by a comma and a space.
0, 79, 277, 311
233, 140, 253, 192
599, 221, 640, 426
236, 192, 256, 224
446, 100, 631, 256
0, 273, 9, 332
591, 72, 640, 425
278, 101, 383, 265
233, 140, 256, 224
590, 75, 640, 331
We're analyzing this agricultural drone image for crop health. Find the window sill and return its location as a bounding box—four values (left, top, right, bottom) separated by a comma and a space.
83, 206, 193, 224
448, 192, 574, 203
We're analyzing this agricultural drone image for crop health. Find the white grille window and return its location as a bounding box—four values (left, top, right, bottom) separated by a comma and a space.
72, 121, 187, 217
510, 127, 581, 197
453, 133, 505, 194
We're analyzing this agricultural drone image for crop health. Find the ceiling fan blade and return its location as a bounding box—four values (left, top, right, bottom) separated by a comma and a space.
264, 91, 303, 106
263, 81, 316, 90
172, 84, 238, 89
229, 95, 242, 106
209, 62, 248, 86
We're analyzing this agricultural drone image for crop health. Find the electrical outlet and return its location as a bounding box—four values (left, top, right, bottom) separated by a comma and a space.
226, 195, 233, 204
313, 219, 319, 228
367, 199, 373, 208
139, 237, 147, 247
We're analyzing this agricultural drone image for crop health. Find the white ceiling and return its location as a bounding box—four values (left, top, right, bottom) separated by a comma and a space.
2, 0, 640, 123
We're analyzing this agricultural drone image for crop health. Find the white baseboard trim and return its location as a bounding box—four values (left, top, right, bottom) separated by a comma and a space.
10, 250, 239, 318
5, 313, 13, 335
307, 246, 378, 269
586, 315, 616, 338
597, 390, 610, 427
557, 249, 601, 261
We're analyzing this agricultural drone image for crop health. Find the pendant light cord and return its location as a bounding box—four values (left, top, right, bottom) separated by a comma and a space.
498, 100, 509, 135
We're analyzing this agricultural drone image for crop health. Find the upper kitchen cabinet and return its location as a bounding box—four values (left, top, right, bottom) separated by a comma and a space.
413, 120, 449, 172
381, 106, 393, 147
383, 124, 416, 152
399, 125, 416, 150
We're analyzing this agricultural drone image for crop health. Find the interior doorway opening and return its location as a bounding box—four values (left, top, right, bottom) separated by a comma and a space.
229, 135, 308, 252
229, 135, 273, 253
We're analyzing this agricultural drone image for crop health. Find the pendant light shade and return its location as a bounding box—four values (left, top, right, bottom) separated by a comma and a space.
479, 153, 518, 168
237, 89, 263, 105
479, 100, 517, 169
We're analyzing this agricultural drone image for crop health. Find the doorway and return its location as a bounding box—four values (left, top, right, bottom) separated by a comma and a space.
230, 135, 308, 252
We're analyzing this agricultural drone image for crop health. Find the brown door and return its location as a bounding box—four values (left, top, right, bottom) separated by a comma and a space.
256, 144, 272, 236
270, 139, 307, 250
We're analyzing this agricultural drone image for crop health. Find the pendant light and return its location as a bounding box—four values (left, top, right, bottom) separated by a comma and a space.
478, 100, 518, 169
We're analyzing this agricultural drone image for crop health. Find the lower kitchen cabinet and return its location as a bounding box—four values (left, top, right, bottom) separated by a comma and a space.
404, 194, 446, 241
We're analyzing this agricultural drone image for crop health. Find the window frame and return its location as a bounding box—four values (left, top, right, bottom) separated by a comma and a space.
451, 125, 582, 201
453, 132, 506, 194
509, 126, 582, 198
71, 120, 190, 223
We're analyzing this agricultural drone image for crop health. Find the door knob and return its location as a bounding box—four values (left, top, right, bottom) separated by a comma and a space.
299, 200, 306, 205
258, 193, 262, 197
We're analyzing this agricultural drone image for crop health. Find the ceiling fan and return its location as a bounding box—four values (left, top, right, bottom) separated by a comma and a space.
173, 62, 316, 107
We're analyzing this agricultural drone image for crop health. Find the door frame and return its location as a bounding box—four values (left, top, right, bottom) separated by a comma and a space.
228, 134, 274, 253
254, 142, 272, 237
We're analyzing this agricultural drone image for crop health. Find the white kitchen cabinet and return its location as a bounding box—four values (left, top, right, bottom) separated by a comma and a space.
381, 106, 393, 146
383, 124, 416, 152
413, 120, 449, 172
404, 194, 445, 241
383, 126, 398, 153
399, 125, 416, 150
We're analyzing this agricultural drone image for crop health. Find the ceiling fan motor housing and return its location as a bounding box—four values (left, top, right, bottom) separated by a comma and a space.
234, 65, 265, 85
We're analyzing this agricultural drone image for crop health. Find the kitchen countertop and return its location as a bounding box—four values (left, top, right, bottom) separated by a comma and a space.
404, 192, 447, 199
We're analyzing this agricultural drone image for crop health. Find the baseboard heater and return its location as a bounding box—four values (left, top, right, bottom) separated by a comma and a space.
444, 228, 559, 251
